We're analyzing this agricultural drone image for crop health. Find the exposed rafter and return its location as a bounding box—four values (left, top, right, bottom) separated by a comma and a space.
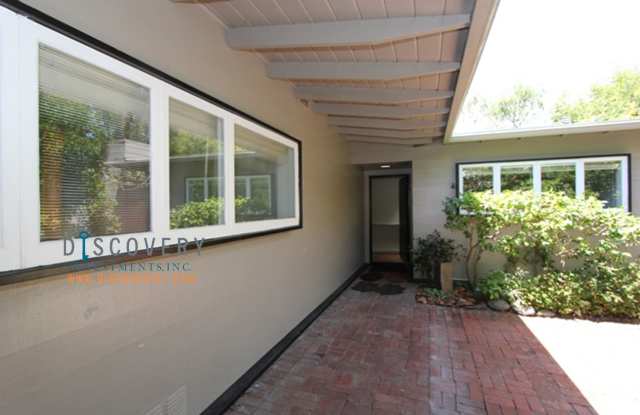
292, 86, 453, 104
267, 62, 459, 81
310, 103, 449, 119
327, 117, 446, 130
335, 127, 443, 139
343, 136, 434, 146
225, 15, 470, 50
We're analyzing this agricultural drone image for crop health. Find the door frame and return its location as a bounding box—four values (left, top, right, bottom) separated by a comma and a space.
368, 174, 413, 278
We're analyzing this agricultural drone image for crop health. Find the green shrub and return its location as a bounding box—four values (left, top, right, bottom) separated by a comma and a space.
478, 267, 640, 318
170, 197, 225, 229
170, 196, 274, 229
412, 230, 459, 280
448, 191, 640, 318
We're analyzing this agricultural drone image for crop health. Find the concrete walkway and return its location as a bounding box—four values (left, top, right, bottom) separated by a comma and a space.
522, 315, 640, 414
225, 282, 611, 414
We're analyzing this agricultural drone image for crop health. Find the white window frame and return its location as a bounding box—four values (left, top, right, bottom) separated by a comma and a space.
458, 155, 629, 211
1, 10, 300, 272
0, 7, 21, 272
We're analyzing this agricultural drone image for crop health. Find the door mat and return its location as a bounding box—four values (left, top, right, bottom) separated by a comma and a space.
352, 280, 405, 296
360, 272, 384, 282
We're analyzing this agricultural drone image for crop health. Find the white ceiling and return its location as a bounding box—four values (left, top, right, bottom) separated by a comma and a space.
198, 0, 498, 147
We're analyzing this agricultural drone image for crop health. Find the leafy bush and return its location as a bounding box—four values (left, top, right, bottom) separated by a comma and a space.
170, 197, 225, 229
413, 230, 459, 280
448, 191, 640, 318
478, 268, 640, 318
170, 195, 275, 229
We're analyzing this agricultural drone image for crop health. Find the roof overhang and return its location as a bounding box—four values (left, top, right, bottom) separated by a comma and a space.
444, 0, 500, 143
190, 0, 501, 148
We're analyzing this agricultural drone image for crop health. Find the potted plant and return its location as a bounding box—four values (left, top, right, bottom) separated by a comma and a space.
413, 230, 459, 292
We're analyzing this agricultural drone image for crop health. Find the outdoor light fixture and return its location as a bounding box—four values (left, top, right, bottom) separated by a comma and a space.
380, 164, 391, 168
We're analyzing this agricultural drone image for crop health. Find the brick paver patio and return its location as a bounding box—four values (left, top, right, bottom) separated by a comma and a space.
226, 281, 596, 415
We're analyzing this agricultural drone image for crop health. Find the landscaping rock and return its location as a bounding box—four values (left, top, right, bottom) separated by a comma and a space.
537, 310, 556, 318
512, 300, 536, 316
488, 299, 511, 312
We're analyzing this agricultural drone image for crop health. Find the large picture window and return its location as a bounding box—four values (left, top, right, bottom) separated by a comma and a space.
1, 9, 300, 273
458, 155, 629, 210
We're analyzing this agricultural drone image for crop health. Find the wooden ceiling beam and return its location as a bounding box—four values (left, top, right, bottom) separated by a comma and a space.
310, 103, 449, 119
226, 15, 470, 50
267, 62, 459, 81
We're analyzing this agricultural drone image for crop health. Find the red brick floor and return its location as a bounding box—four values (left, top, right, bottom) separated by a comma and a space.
225, 282, 596, 415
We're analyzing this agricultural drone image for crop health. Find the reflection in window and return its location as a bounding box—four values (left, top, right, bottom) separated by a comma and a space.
501, 165, 533, 191
461, 166, 493, 193
169, 99, 224, 229
235, 126, 294, 222
39, 46, 150, 241
585, 161, 623, 208
542, 164, 576, 196
234, 176, 272, 211
185, 177, 223, 203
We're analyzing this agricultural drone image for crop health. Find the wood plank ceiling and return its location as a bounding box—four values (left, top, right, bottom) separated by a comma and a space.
204, 0, 477, 147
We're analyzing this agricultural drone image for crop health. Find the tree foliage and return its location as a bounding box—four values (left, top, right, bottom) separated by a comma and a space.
487, 84, 544, 128
553, 70, 640, 123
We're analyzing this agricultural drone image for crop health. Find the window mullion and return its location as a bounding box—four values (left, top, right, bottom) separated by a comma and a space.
533, 162, 542, 194
151, 85, 170, 234
492, 165, 501, 194
621, 157, 630, 211
224, 118, 235, 226
576, 160, 585, 198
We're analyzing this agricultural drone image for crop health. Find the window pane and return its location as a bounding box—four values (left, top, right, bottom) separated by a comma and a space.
39, 46, 150, 241
169, 99, 224, 229
235, 177, 248, 198
501, 165, 533, 191
541, 164, 576, 197
461, 166, 493, 193
585, 161, 623, 207
250, 176, 272, 209
235, 126, 295, 222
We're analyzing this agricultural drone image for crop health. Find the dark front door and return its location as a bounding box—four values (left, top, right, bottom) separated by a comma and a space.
398, 175, 410, 264
369, 174, 411, 276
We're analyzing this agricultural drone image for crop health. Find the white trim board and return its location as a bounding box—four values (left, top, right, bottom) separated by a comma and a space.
449, 120, 640, 143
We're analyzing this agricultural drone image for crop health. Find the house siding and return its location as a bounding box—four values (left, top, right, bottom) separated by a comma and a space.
0, 1, 363, 414
351, 129, 640, 279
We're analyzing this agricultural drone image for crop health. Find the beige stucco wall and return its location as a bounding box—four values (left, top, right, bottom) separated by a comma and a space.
351, 129, 640, 279
0, 1, 363, 414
